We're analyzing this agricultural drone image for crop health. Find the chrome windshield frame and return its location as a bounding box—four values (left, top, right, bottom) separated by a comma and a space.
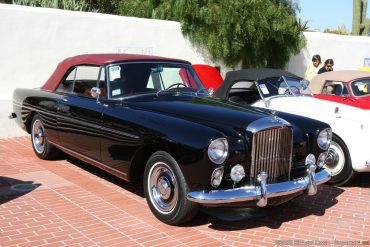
254, 76, 313, 105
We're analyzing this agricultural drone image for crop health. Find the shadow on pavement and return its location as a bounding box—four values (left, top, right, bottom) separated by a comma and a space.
0, 176, 41, 204
342, 173, 369, 188
184, 184, 344, 230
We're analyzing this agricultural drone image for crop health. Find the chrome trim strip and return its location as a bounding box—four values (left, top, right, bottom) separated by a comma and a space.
49, 141, 129, 181
187, 168, 331, 205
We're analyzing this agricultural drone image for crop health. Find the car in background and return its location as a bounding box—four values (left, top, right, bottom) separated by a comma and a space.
194, 65, 370, 186
10, 54, 332, 225
310, 70, 370, 110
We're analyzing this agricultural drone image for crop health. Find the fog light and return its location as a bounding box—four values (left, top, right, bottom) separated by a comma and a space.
211, 167, 224, 188
230, 164, 245, 182
305, 153, 316, 166
317, 152, 327, 168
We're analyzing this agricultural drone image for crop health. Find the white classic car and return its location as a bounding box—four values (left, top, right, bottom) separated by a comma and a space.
194, 66, 370, 186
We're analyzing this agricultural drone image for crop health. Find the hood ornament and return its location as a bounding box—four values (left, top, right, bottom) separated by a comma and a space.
270, 110, 280, 123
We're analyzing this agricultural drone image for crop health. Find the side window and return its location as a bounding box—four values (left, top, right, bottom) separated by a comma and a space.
231, 81, 254, 89
322, 81, 344, 96
73, 66, 100, 96
56, 68, 76, 93
351, 79, 370, 96
56, 66, 100, 97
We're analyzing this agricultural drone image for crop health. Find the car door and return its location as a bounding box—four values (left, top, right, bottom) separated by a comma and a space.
56, 65, 106, 161
99, 63, 151, 177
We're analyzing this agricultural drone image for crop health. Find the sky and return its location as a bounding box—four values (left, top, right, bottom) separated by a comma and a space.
295, 0, 370, 32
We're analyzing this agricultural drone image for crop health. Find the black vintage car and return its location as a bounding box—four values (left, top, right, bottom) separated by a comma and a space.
11, 54, 331, 225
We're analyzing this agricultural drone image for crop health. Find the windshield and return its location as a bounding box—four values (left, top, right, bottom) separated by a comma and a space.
351, 79, 370, 97
256, 76, 312, 99
107, 62, 205, 98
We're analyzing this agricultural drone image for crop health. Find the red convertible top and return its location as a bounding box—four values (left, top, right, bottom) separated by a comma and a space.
42, 54, 190, 91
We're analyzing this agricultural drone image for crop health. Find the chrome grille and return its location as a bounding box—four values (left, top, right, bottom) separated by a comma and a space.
251, 127, 293, 184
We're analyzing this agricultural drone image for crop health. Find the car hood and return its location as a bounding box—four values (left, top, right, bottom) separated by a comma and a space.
253, 95, 370, 125
124, 93, 275, 134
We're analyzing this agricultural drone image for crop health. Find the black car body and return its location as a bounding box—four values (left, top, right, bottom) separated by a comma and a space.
11, 54, 331, 225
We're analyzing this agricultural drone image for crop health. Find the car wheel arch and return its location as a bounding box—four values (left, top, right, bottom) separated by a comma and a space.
26, 111, 38, 134
128, 144, 178, 182
331, 132, 349, 154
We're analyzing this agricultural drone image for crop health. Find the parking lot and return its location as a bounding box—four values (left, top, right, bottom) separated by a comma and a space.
0, 137, 369, 246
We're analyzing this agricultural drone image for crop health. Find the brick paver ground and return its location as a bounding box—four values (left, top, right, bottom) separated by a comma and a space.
0, 137, 369, 247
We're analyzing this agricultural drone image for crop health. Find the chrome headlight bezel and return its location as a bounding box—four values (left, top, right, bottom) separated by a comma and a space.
317, 128, 332, 150
208, 138, 229, 165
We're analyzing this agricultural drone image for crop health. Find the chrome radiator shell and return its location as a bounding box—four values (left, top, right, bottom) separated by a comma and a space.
246, 116, 293, 184
250, 126, 293, 183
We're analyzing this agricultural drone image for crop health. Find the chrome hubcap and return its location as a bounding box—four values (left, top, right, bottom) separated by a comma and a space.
324, 141, 345, 176
32, 119, 45, 154
148, 162, 178, 214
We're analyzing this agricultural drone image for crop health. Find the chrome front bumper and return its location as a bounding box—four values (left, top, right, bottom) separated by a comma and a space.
187, 165, 331, 206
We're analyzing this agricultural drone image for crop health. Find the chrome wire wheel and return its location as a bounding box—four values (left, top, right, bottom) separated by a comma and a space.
324, 141, 345, 176
32, 119, 45, 154
148, 162, 178, 214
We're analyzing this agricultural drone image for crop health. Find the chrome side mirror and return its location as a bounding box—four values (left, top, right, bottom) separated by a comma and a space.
91, 87, 101, 99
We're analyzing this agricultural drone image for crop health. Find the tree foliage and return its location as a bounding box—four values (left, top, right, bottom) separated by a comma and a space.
85, 0, 121, 14
118, 0, 306, 68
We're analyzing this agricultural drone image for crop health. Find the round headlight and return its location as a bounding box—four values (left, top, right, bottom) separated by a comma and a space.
317, 128, 332, 150
208, 138, 228, 164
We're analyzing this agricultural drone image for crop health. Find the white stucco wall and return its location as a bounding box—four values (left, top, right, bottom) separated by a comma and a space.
287, 32, 370, 78
0, 4, 212, 101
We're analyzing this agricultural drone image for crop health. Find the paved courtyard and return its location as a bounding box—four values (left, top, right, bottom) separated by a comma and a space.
0, 137, 369, 246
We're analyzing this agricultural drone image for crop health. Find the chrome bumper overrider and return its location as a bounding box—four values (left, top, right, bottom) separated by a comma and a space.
187, 165, 331, 206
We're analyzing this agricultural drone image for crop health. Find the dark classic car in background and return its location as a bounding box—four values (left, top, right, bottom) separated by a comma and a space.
11, 54, 331, 225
